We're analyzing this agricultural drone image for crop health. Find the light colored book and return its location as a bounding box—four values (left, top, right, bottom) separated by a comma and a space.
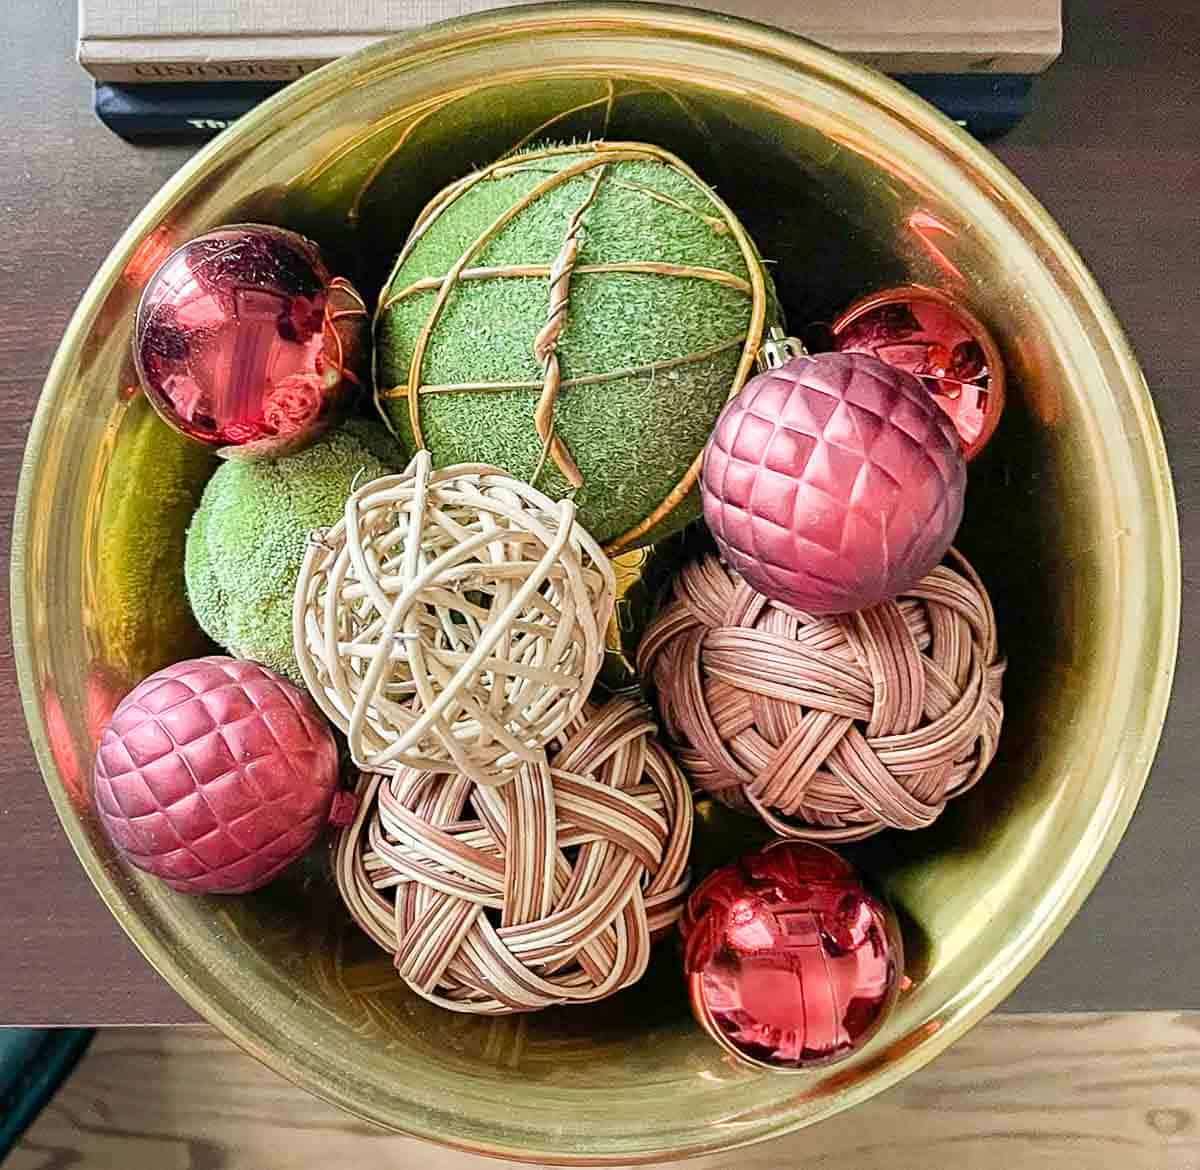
78, 0, 1062, 83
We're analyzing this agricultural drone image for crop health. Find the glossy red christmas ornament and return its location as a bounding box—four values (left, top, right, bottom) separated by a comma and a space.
700, 341, 966, 613
133, 224, 367, 459
93, 656, 352, 894
680, 841, 903, 1070
832, 285, 1004, 459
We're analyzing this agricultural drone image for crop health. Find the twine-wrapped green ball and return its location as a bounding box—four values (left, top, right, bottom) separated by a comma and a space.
374, 141, 772, 550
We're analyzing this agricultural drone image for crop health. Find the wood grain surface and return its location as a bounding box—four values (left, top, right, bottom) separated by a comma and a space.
0, 0, 1198, 1024
10, 1013, 1200, 1169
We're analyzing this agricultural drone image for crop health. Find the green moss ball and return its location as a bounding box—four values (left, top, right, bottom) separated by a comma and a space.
375, 143, 770, 547
184, 419, 401, 683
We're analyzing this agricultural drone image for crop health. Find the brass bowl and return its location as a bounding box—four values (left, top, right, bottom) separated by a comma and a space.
13, 5, 1179, 1162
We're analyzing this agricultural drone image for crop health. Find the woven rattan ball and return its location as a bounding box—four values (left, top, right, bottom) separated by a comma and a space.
637, 549, 1004, 842
293, 449, 616, 787
334, 696, 693, 1014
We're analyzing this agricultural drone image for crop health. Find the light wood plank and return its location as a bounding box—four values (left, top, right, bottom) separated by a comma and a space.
10, 1013, 1200, 1169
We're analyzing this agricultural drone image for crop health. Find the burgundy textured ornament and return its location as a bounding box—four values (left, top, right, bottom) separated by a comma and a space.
680, 841, 903, 1070
133, 224, 367, 459
700, 344, 966, 613
93, 656, 351, 894
832, 285, 1004, 459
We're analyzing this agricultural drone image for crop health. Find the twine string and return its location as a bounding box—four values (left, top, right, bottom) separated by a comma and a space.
380, 334, 747, 398
530, 164, 607, 488
379, 264, 753, 315
323, 276, 367, 389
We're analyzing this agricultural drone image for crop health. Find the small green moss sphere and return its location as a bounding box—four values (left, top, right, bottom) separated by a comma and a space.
375, 142, 771, 547
184, 419, 401, 682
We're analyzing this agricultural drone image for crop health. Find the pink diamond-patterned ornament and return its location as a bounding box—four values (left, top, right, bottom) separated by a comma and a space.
93, 656, 346, 894
700, 352, 966, 613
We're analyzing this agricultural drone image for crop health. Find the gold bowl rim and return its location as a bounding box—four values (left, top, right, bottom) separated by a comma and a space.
12, 3, 1181, 1160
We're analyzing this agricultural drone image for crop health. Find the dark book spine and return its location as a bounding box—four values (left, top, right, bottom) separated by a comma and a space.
896, 74, 1033, 138
94, 74, 1033, 144
94, 81, 288, 142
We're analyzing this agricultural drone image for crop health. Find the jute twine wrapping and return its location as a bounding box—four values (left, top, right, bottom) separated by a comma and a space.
293, 450, 616, 788
637, 550, 1005, 842
374, 140, 769, 552
335, 697, 693, 1014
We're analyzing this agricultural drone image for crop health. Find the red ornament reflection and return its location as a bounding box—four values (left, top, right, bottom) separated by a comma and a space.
43, 681, 84, 803
681, 841, 903, 1070
122, 224, 176, 287
904, 210, 964, 282
832, 284, 1005, 459
43, 663, 133, 807
133, 224, 367, 459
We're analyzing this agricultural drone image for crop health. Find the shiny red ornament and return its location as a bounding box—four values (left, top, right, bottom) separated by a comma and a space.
700, 350, 965, 614
133, 224, 367, 459
680, 841, 903, 1070
93, 656, 351, 894
832, 285, 1004, 459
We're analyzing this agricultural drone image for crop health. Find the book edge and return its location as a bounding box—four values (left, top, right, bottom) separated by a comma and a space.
78, 28, 1062, 82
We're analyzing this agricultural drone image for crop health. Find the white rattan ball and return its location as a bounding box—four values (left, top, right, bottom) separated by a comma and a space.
293, 451, 615, 787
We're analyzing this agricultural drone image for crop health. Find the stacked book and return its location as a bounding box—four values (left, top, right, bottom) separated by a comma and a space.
80, 0, 1061, 142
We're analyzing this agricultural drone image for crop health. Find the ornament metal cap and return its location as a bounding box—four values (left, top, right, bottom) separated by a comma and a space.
755, 325, 806, 371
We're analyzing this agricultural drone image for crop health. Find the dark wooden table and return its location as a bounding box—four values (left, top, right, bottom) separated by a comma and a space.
1, 0, 1196, 1024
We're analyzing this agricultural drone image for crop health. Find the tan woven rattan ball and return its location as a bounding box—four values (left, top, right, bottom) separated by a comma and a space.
637, 549, 1004, 842
293, 450, 615, 787
334, 696, 693, 1014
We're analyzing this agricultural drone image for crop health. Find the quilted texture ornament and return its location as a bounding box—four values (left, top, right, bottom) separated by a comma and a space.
637, 550, 1004, 842
700, 351, 966, 614
334, 697, 693, 1014
93, 656, 347, 894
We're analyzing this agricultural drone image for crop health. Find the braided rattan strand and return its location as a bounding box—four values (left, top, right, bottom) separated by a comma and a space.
637, 550, 1004, 842
335, 697, 693, 1014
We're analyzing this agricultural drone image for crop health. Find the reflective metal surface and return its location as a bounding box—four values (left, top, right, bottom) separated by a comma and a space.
135, 224, 366, 459
12, 4, 1179, 1162
831, 283, 1005, 458
682, 841, 903, 1070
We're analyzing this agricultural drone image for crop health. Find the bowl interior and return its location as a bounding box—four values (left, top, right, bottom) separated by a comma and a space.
15, 7, 1177, 1163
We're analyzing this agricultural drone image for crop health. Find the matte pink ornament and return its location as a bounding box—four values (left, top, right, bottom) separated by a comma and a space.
680, 840, 903, 1070
700, 350, 966, 613
133, 224, 367, 459
93, 656, 350, 894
